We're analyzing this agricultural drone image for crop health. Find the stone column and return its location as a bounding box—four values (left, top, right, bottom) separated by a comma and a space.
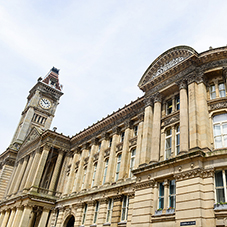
7, 163, 20, 196
18, 205, 33, 227
24, 150, 42, 192
93, 133, 108, 187
12, 157, 29, 194
19, 153, 34, 192
72, 145, 88, 192
197, 78, 211, 149
48, 150, 64, 195
56, 207, 64, 227
134, 116, 144, 168
188, 78, 199, 149
163, 179, 169, 211
140, 96, 153, 165
0, 211, 4, 225
153, 182, 158, 214
151, 93, 162, 162
84, 139, 98, 189
1, 209, 10, 227
179, 80, 189, 153
37, 208, 50, 227
118, 120, 133, 180
30, 145, 50, 192
63, 151, 79, 195
11, 206, 23, 227
105, 127, 120, 185
6, 207, 16, 227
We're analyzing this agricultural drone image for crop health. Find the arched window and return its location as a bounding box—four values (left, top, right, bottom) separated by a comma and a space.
115, 154, 122, 181
103, 159, 109, 185
213, 113, 227, 148
91, 163, 97, 187
129, 149, 136, 178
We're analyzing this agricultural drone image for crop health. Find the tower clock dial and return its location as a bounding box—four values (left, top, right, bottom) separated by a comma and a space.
39, 98, 51, 109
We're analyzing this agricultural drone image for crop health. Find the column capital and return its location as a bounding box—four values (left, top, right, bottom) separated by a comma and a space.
124, 119, 133, 129
144, 95, 153, 107
91, 138, 99, 145
138, 113, 144, 122
101, 132, 109, 140
153, 92, 162, 103
112, 126, 121, 135
177, 80, 187, 90
163, 179, 169, 186
82, 143, 89, 150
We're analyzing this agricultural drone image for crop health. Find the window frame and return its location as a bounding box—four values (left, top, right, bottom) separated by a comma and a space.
121, 195, 129, 221
166, 99, 173, 115
215, 169, 227, 203
210, 84, 216, 99
106, 198, 114, 223
165, 128, 172, 159
219, 82, 226, 98
115, 153, 122, 181
93, 201, 99, 224
169, 180, 176, 208
91, 163, 97, 188
175, 125, 180, 155
103, 158, 109, 185
81, 167, 87, 190
82, 203, 87, 225
129, 148, 136, 178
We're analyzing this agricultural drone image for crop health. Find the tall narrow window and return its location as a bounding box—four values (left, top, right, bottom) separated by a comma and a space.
219, 83, 226, 97
120, 132, 125, 143
106, 199, 114, 223
176, 125, 180, 155
93, 201, 99, 224
121, 196, 129, 221
115, 153, 122, 181
103, 159, 109, 185
166, 100, 173, 115
109, 137, 112, 147
81, 167, 87, 190
215, 170, 227, 203
98, 143, 101, 152
82, 203, 87, 225
213, 114, 227, 148
210, 84, 216, 99
169, 180, 176, 208
158, 182, 164, 209
176, 95, 180, 110
133, 125, 138, 137
165, 128, 172, 159
129, 149, 136, 178
91, 163, 97, 188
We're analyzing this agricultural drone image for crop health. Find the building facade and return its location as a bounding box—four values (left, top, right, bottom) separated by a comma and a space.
0, 46, 227, 227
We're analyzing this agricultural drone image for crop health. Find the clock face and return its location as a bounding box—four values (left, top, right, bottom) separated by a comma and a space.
39, 98, 51, 109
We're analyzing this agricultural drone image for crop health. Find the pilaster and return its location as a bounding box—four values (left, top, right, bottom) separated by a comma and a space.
37, 208, 50, 227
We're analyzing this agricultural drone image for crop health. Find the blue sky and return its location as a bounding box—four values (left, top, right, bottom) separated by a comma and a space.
1, 0, 227, 153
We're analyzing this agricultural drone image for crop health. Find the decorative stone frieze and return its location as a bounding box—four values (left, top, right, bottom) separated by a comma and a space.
116, 143, 123, 152
104, 148, 110, 158
129, 137, 137, 147
161, 112, 179, 127
135, 180, 154, 190
174, 168, 214, 181
209, 100, 227, 111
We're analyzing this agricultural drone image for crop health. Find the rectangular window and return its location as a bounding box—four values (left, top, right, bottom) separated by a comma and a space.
121, 196, 129, 221
81, 167, 87, 190
91, 164, 97, 188
98, 143, 101, 152
103, 159, 109, 184
115, 154, 122, 181
82, 203, 87, 225
213, 114, 227, 148
169, 180, 176, 208
93, 201, 99, 224
219, 83, 226, 97
133, 125, 138, 137
120, 132, 125, 143
165, 128, 172, 159
166, 100, 173, 115
158, 182, 164, 209
106, 199, 114, 223
109, 137, 112, 147
210, 84, 216, 99
176, 95, 180, 110
215, 170, 227, 203
129, 149, 136, 178
176, 125, 180, 155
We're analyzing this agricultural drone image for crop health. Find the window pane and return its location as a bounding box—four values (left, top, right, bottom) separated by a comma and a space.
159, 198, 164, 209
213, 124, 221, 136
166, 138, 172, 148
159, 182, 164, 196
220, 90, 226, 97
216, 188, 225, 203
170, 180, 176, 194
215, 136, 222, 148
223, 123, 227, 134
215, 171, 224, 187
224, 135, 227, 147
213, 114, 227, 123
169, 195, 175, 208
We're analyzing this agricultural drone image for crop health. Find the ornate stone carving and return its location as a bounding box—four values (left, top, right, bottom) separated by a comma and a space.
135, 180, 154, 190
124, 119, 133, 129
209, 101, 227, 111
101, 132, 109, 140
144, 95, 153, 107
129, 137, 137, 147
112, 126, 121, 135
104, 148, 110, 157
93, 152, 99, 161
153, 92, 162, 103
177, 80, 187, 90
162, 113, 180, 127
116, 143, 123, 152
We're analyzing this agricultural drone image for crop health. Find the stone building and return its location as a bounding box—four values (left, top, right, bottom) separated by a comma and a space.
0, 45, 227, 227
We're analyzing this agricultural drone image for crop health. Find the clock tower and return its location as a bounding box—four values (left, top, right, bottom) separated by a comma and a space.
10, 67, 63, 150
